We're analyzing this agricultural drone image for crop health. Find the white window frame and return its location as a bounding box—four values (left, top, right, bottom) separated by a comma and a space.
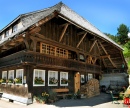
2, 71, 7, 84
48, 70, 58, 86
60, 72, 68, 86
81, 74, 85, 83
15, 69, 23, 85
33, 69, 45, 86
88, 73, 93, 80
8, 70, 14, 84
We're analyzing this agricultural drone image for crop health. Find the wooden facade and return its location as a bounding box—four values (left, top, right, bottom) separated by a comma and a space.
0, 2, 127, 104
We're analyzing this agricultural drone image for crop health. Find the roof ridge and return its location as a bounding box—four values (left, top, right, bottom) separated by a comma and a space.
0, 2, 63, 33
21, 2, 63, 17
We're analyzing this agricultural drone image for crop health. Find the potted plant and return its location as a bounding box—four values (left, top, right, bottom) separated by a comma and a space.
49, 77, 58, 84
34, 77, 44, 84
34, 92, 49, 104
61, 78, 69, 84
14, 77, 22, 84
0, 78, 6, 83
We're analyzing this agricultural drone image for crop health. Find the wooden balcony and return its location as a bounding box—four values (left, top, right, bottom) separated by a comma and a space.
0, 50, 101, 73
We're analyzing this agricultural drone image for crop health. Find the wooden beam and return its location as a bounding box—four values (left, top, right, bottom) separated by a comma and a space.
77, 31, 86, 36
96, 42, 101, 55
35, 33, 45, 39
98, 42, 108, 54
89, 40, 97, 52
98, 41, 117, 68
29, 27, 41, 34
76, 32, 87, 48
37, 12, 57, 27
1, 45, 8, 50
59, 23, 69, 42
59, 23, 70, 28
102, 58, 107, 67
30, 36, 38, 52
100, 55, 110, 58
108, 56, 117, 68
23, 38, 30, 50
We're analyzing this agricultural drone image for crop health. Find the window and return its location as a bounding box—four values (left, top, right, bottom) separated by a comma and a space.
33, 69, 45, 86
15, 69, 23, 84
8, 70, 14, 84
13, 25, 18, 33
2, 71, 7, 83
48, 70, 58, 86
79, 54, 85, 62
40, 43, 68, 58
5, 30, 9, 37
60, 72, 68, 86
88, 73, 93, 80
81, 75, 85, 83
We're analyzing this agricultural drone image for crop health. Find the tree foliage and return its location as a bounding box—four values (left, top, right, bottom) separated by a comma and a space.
104, 33, 118, 43
117, 24, 129, 45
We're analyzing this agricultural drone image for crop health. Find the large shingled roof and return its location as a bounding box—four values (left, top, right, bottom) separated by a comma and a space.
0, 2, 122, 50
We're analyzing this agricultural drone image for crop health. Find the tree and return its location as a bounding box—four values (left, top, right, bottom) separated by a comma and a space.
104, 33, 118, 43
117, 24, 129, 45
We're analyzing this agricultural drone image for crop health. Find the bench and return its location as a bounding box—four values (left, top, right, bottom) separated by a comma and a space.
52, 88, 72, 99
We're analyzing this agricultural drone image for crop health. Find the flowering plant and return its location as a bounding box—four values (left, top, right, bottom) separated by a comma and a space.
8, 79, 14, 83
14, 78, 22, 84
34, 92, 49, 103
34, 77, 44, 84
0, 78, 6, 83
49, 77, 58, 84
61, 78, 69, 84
42, 92, 49, 101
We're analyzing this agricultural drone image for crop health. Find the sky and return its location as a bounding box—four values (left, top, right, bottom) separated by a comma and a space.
0, 0, 130, 36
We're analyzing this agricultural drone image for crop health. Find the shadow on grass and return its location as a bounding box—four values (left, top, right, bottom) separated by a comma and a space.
52, 93, 112, 107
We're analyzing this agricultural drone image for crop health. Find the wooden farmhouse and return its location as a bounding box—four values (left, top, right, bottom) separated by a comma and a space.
0, 2, 128, 104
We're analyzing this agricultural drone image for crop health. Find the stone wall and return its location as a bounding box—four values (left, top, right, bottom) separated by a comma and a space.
100, 73, 128, 88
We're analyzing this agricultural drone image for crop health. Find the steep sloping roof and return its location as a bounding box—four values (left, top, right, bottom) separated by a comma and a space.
0, 2, 122, 50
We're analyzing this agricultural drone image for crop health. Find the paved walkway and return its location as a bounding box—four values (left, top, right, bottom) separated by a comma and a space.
0, 93, 127, 108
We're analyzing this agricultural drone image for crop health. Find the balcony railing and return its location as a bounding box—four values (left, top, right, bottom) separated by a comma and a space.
0, 50, 101, 72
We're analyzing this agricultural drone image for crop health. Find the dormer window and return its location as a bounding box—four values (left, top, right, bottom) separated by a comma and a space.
5, 30, 9, 37
13, 25, 18, 33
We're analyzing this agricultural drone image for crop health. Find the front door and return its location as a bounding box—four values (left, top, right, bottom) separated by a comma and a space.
74, 72, 80, 93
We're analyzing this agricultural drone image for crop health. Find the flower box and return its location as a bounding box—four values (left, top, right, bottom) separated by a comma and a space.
49, 77, 58, 84
34, 77, 44, 84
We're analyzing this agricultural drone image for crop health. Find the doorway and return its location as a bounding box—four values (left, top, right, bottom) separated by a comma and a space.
74, 72, 80, 93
